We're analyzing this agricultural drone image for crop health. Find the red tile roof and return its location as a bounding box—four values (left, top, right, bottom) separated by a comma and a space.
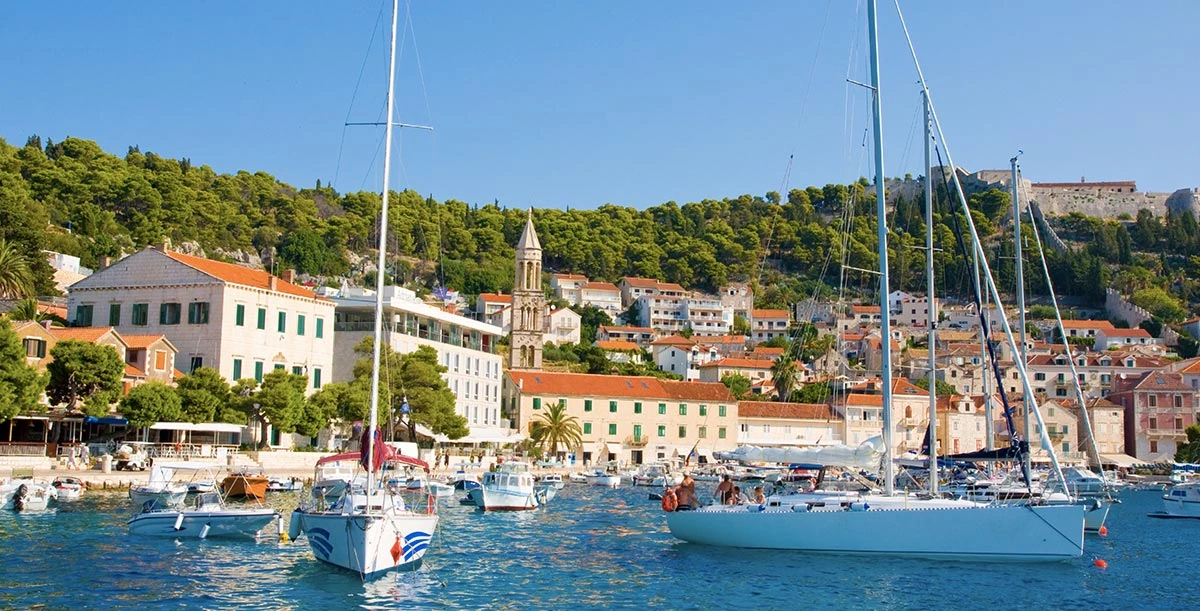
507, 370, 734, 402
697, 357, 774, 370
1058, 319, 1116, 329
851, 305, 881, 314
658, 283, 687, 292
600, 325, 654, 334
738, 401, 838, 420
49, 326, 120, 343
752, 346, 785, 356
595, 340, 640, 351
1100, 328, 1152, 338
553, 273, 587, 280
650, 335, 697, 347
124, 364, 145, 377
706, 335, 747, 345
120, 334, 170, 350
161, 249, 320, 300
581, 282, 620, 291
621, 277, 659, 288
752, 309, 790, 319
478, 293, 512, 304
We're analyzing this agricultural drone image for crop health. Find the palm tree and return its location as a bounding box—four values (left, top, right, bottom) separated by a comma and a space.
530, 401, 583, 459
771, 354, 799, 403
8, 296, 65, 325
0, 239, 34, 300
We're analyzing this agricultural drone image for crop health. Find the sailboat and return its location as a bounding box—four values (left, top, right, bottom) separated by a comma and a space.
663, 0, 1084, 561
288, 0, 438, 578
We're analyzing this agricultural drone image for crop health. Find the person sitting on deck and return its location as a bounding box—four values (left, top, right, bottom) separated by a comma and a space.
674, 475, 698, 510
715, 474, 734, 504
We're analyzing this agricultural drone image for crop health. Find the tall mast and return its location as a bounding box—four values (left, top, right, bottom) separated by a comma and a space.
367, 0, 402, 485
1011, 153, 1031, 480
923, 88, 937, 496
979, 257, 994, 450
866, 0, 894, 496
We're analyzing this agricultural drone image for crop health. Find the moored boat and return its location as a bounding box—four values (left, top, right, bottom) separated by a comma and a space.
1157, 482, 1200, 518
129, 464, 280, 539
469, 461, 556, 510
1, 476, 57, 511
221, 470, 269, 500
52, 476, 85, 501
130, 463, 189, 509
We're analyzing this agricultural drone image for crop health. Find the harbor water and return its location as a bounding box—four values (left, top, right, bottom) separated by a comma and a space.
0, 484, 1194, 610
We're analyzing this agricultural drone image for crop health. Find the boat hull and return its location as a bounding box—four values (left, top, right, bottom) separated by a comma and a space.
468, 485, 537, 511
222, 475, 269, 500
128, 509, 279, 538
586, 475, 621, 488
665, 503, 1084, 561
292, 510, 438, 578
1, 482, 56, 511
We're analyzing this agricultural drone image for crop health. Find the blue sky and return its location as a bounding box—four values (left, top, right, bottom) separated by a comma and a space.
2, 1, 1195, 210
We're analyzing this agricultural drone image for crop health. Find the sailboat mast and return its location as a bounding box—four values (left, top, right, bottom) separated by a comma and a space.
367, 0, 402, 481
866, 0, 894, 496
978, 258, 994, 450
923, 89, 937, 496
1011, 154, 1032, 480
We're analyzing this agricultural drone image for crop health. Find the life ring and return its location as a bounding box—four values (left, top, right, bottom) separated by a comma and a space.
661, 488, 679, 512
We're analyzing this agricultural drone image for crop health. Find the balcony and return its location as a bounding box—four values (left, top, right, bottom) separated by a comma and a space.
624, 435, 648, 448
1146, 428, 1187, 440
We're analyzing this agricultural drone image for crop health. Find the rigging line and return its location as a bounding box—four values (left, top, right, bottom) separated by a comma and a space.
334, 0, 388, 191
781, 0, 833, 162
404, 0, 437, 161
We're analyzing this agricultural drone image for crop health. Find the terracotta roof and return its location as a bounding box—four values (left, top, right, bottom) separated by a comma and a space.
120, 334, 170, 350
697, 357, 774, 370
650, 335, 697, 347
621, 277, 659, 288
707, 335, 747, 345
49, 326, 120, 343
507, 370, 734, 402
124, 364, 145, 377
752, 347, 785, 356
845, 393, 883, 407
161, 249, 320, 300
1057, 319, 1116, 330
594, 340, 640, 351
1176, 358, 1200, 374
599, 325, 654, 334
173, 368, 187, 379
1100, 328, 1152, 338
581, 282, 620, 291
752, 309, 790, 319
851, 305, 881, 314
1130, 372, 1191, 392
478, 293, 512, 304
738, 401, 838, 420
658, 283, 687, 292
849, 377, 929, 397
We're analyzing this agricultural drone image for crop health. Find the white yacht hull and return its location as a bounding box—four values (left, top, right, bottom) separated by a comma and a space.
128, 508, 279, 538
292, 510, 437, 578
666, 501, 1084, 561
468, 485, 538, 511
0, 481, 56, 511
1163, 483, 1200, 518
587, 475, 621, 488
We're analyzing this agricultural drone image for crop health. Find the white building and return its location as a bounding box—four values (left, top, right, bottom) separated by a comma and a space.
551, 273, 588, 306
579, 282, 622, 320
67, 245, 335, 392
750, 308, 790, 344
544, 307, 582, 345
331, 286, 507, 439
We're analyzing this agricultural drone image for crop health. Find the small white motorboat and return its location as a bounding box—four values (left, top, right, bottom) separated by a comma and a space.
129, 463, 189, 510
129, 491, 280, 539
449, 470, 480, 491
1154, 482, 1200, 519
188, 480, 216, 494
52, 476, 85, 501
267, 477, 303, 492
568, 472, 588, 484
585, 470, 621, 488
469, 462, 556, 510
1, 477, 57, 511
537, 473, 565, 489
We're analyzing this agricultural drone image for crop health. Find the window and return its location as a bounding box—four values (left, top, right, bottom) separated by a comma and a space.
297, 315, 306, 336
1149, 395, 1157, 407
1034, 372, 1045, 381
1062, 442, 1070, 453
75, 304, 93, 326
719, 405, 727, 417
256, 308, 266, 330
533, 398, 542, 410
154, 351, 166, 371
189, 356, 203, 373
274, 364, 285, 371
584, 400, 592, 412
159, 303, 181, 325
1176, 417, 1184, 430
187, 302, 209, 324
608, 423, 617, 435
254, 361, 264, 382
584, 423, 592, 435
698, 426, 707, 439
132, 303, 149, 326
232, 359, 242, 380
634, 402, 642, 414
1175, 395, 1183, 408
22, 338, 46, 359
718, 427, 727, 439
1150, 440, 1159, 454
658, 403, 666, 415
292, 366, 303, 375
277, 311, 287, 333
1062, 425, 1069, 435
108, 303, 121, 326
699, 405, 707, 417
609, 401, 617, 413
235, 304, 246, 326
1150, 417, 1158, 430
316, 318, 324, 338
679, 404, 687, 416
657, 425, 666, 437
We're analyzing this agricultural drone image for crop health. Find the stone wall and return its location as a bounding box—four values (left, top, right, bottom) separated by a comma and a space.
1104, 288, 1180, 346
1031, 187, 1169, 218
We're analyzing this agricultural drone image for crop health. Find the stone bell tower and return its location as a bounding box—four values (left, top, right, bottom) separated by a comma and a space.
508, 209, 543, 370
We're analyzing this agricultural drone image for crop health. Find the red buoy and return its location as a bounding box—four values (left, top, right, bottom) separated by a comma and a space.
1098, 525, 1108, 536
1094, 559, 1108, 569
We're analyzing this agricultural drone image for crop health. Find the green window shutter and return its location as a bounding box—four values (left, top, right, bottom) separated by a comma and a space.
75, 305, 93, 326
232, 359, 242, 380
257, 308, 266, 330
292, 366, 303, 375
718, 427, 727, 439
679, 404, 687, 416
235, 304, 245, 326
278, 312, 287, 333
533, 398, 542, 410
108, 303, 121, 326
658, 403, 666, 415
254, 361, 264, 382
634, 402, 642, 414
699, 426, 707, 439
584, 399, 593, 412
678, 426, 686, 438
633, 424, 642, 439
274, 364, 285, 371
609, 400, 617, 413
159, 303, 169, 324
699, 404, 707, 417
132, 304, 148, 326
316, 318, 324, 338
719, 405, 727, 417
583, 423, 592, 434
313, 369, 322, 388
657, 425, 666, 437
297, 315, 306, 336
608, 423, 617, 435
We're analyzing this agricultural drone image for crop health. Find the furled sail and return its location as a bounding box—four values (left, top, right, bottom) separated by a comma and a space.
717, 436, 885, 471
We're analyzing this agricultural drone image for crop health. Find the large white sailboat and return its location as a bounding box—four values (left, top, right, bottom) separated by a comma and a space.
289, 0, 437, 578
665, 0, 1085, 561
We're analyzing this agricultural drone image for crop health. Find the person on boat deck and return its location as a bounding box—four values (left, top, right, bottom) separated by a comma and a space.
752, 486, 766, 504
727, 486, 741, 505
674, 475, 698, 510
715, 474, 734, 504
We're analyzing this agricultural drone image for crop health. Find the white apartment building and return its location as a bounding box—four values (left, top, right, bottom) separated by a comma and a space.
650, 335, 718, 381
67, 245, 335, 392
892, 296, 938, 328
544, 307, 582, 345
637, 292, 731, 337
331, 286, 507, 439
750, 308, 790, 344
579, 282, 622, 320
736, 401, 844, 447
550, 273, 588, 306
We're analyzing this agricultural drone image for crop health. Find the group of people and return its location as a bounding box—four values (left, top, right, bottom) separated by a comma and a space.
671, 474, 766, 510
63, 442, 90, 471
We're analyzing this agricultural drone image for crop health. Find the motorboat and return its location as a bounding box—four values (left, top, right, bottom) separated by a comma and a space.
1157, 482, 1200, 518
188, 480, 216, 494
130, 463, 189, 509
221, 469, 269, 500
584, 469, 621, 488
129, 465, 280, 539
52, 476, 85, 501
448, 470, 480, 491
537, 473, 565, 489
1061, 467, 1107, 497
568, 472, 588, 484
468, 461, 557, 510
632, 463, 682, 488
1, 476, 57, 511
267, 477, 303, 493
312, 457, 356, 502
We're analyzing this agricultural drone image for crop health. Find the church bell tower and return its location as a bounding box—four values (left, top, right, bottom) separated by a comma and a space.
508, 209, 544, 370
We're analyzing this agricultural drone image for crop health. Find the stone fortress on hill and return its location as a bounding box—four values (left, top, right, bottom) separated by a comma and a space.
887, 166, 1199, 220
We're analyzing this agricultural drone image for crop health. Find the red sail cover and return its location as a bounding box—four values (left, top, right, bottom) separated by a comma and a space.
316, 443, 431, 473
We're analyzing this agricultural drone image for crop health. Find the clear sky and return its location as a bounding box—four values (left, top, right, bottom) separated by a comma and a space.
2, 1, 1195, 210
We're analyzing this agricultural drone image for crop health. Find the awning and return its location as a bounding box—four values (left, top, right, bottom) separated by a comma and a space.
149, 422, 245, 434
1099, 453, 1141, 468
604, 443, 622, 456
442, 429, 526, 444
581, 443, 599, 454
84, 416, 127, 425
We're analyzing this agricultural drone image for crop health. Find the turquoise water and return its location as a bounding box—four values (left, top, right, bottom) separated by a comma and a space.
0, 485, 1194, 610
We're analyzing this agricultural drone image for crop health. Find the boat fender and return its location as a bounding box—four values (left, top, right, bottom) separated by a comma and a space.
199, 524, 210, 539
287, 512, 303, 542
174, 512, 186, 531
661, 488, 679, 512
13, 484, 27, 511
1086, 498, 1102, 512
791, 504, 809, 513
849, 502, 870, 512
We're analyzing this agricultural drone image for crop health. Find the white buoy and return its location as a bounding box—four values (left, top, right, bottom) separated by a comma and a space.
173, 513, 186, 531
199, 524, 210, 539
